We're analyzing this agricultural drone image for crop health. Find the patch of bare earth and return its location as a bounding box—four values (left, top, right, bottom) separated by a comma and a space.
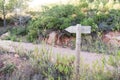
102, 31, 120, 46
0, 53, 33, 80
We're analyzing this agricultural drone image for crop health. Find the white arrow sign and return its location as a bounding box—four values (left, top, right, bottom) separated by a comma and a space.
65, 25, 91, 34
65, 24, 91, 80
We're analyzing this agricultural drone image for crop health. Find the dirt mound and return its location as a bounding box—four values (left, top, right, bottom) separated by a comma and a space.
102, 31, 120, 46
0, 53, 33, 80
45, 30, 75, 48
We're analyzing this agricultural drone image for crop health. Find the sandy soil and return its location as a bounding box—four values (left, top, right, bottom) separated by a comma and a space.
0, 40, 109, 65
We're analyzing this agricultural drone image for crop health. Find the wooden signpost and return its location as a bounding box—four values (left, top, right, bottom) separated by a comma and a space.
65, 24, 91, 80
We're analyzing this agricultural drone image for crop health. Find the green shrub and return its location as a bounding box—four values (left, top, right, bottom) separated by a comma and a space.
107, 51, 120, 74
80, 53, 120, 80
0, 63, 16, 74
27, 4, 85, 42
29, 47, 75, 80
81, 17, 98, 32
0, 45, 120, 80
10, 26, 27, 36
0, 62, 16, 80
27, 29, 38, 42
28, 4, 79, 30
25, 2, 120, 42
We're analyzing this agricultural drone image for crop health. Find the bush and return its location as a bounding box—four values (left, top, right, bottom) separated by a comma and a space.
27, 28, 38, 42
10, 26, 27, 36
2, 26, 28, 41
0, 62, 16, 80
0, 45, 120, 80
26, 3, 120, 42
106, 51, 120, 79
29, 47, 75, 80
27, 4, 85, 42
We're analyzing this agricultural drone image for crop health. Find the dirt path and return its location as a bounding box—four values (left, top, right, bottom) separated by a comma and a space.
0, 40, 109, 64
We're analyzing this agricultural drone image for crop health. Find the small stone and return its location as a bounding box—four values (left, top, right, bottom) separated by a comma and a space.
14, 54, 19, 58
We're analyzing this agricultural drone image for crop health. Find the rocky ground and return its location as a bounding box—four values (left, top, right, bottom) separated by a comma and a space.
0, 40, 109, 64
102, 31, 120, 47
0, 52, 33, 80
0, 38, 115, 80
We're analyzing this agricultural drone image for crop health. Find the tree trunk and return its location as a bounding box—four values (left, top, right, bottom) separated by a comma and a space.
2, 0, 6, 27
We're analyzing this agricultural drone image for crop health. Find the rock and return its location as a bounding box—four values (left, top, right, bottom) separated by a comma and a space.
102, 31, 120, 47
14, 54, 20, 58
47, 31, 58, 45
46, 31, 74, 48
0, 32, 10, 39
102, 35, 111, 43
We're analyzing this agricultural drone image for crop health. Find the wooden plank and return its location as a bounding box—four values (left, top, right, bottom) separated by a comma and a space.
75, 24, 81, 80
65, 25, 91, 34
81, 26, 91, 33
65, 26, 76, 33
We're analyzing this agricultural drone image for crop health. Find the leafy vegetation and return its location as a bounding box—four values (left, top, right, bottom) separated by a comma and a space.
1, 0, 119, 55
29, 47, 74, 80
0, 45, 120, 80
25, 0, 120, 42
1, 0, 120, 80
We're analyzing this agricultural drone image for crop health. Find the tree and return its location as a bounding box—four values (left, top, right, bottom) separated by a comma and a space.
0, 0, 30, 27
2, 0, 6, 27
0, 0, 6, 27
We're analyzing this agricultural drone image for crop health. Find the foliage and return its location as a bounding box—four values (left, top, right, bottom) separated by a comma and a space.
27, 28, 38, 42
80, 34, 120, 54
0, 0, 30, 27
106, 51, 120, 79
0, 0, 29, 13
79, 52, 120, 80
0, 44, 120, 80
0, 26, 28, 42
29, 47, 75, 80
27, 4, 85, 42
26, 0, 120, 42
0, 61, 16, 80
10, 26, 27, 36
0, 63, 16, 74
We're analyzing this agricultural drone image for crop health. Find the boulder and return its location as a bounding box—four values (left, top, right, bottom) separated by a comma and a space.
46, 31, 74, 47
102, 31, 120, 47
0, 32, 10, 40
46, 31, 58, 45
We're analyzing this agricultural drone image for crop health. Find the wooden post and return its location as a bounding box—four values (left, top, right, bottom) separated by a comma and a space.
65, 24, 91, 80
75, 24, 81, 80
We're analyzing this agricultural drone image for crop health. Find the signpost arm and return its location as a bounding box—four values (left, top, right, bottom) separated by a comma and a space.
75, 24, 81, 80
